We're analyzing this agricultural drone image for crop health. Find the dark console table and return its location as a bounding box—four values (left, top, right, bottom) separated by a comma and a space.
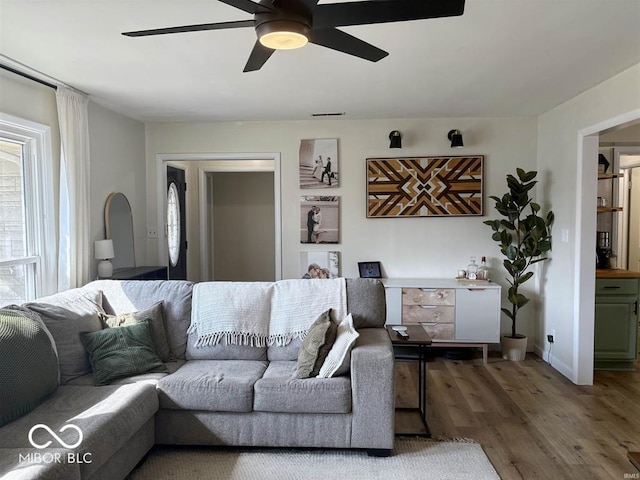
110, 266, 168, 280
386, 324, 432, 437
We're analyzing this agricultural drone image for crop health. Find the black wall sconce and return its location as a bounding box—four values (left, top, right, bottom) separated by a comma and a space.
389, 130, 402, 149
447, 129, 464, 148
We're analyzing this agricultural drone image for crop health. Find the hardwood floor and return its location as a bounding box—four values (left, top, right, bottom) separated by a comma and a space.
394, 347, 640, 479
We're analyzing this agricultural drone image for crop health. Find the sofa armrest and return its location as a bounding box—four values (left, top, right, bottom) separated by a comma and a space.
349, 327, 395, 450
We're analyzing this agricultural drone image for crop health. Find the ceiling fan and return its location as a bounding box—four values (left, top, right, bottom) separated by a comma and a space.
123, 0, 465, 72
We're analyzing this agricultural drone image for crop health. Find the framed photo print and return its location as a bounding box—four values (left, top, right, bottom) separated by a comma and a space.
299, 138, 339, 189
300, 251, 340, 279
300, 196, 340, 244
358, 261, 382, 279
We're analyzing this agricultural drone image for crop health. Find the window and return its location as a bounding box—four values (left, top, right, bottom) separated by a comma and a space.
0, 113, 55, 306
167, 182, 181, 267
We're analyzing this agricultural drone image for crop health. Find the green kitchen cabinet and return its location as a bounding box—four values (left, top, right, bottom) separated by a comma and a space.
594, 278, 639, 370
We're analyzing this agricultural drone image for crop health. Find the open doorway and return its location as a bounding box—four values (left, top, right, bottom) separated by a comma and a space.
205, 171, 275, 281
156, 153, 282, 282
614, 148, 640, 271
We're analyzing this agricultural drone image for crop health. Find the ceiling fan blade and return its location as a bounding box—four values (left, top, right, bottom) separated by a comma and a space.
313, 0, 465, 29
310, 28, 388, 62
218, 0, 275, 14
243, 41, 275, 72
122, 20, 255, 37
297, 0, 321, 12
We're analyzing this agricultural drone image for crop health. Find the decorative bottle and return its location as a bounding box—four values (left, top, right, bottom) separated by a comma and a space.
478, 256, 489, 280
467, 257, 478, 280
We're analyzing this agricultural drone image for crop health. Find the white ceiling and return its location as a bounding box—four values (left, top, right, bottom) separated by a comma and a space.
1, 0, 639, 122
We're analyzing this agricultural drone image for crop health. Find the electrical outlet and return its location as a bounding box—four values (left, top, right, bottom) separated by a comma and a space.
147, 227, 158, 238
547, 334, 554, 343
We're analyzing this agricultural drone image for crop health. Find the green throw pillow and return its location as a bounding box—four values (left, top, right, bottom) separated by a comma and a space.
0, 309, 59, 427
99, 301, 172, 361
296, 309, 337, 379
80, 320, 167, 386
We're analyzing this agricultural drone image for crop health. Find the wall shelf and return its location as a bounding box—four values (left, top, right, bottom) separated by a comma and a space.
597, 206, 624, 213
598, 173, 623, 180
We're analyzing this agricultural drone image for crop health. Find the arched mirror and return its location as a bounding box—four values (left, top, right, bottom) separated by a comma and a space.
105, 192, 135, 269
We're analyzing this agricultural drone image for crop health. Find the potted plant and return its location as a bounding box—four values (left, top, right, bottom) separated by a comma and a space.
484, 168, 554, 361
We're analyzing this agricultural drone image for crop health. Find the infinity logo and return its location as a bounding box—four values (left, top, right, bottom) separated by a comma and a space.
28, 424, 83, 449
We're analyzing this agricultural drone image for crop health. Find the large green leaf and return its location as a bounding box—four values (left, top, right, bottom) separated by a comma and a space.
501, 308, 514, 320
519, 271, 534, 284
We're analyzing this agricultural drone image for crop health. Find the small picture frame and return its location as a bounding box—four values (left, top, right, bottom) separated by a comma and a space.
358, 261, 382, 279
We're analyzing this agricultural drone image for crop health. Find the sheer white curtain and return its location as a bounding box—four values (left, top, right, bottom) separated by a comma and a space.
56, 85, 91, 290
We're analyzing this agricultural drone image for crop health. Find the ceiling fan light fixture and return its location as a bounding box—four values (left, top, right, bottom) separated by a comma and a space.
257, 20, 310, 50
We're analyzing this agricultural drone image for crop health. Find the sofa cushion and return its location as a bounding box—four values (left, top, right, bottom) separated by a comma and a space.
186, 333, 267, 361
157, 360, 268, 412
87, 280, 193, 359
25, 289, 105, 384
267, 337, 302, 361
80, 320, 167, 386
318, 313, 360, 378
254, 361, 351, 414
345, 278, 386, 328
99, 300, 172, 361
0, 309, 59, 427
0, 384, 158, 479
296, 309, 337, 379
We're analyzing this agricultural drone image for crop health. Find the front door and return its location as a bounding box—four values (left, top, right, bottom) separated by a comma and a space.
166, 166, 187, 280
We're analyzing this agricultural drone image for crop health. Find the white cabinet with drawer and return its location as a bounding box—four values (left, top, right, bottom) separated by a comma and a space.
382, 278, 501, 344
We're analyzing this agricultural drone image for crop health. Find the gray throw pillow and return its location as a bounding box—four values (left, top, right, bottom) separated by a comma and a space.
99, 301, 172, 361
296, 309, 338, 379
80, 320, 167, 386
0, 309, 59, 427
25, 289, 105, 384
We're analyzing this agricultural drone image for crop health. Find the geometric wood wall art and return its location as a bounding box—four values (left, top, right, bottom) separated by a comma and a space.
366, 156, 484, 217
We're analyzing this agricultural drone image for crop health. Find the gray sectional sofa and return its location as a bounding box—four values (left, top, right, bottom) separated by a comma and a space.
0, 278, 395, 480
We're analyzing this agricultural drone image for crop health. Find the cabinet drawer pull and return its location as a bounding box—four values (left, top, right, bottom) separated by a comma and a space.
603, 286, 621, 289
420, 322, 438, 326
467, 288, 486, 291
635, 301, 638, 316
419, 288, 437, 292
418, 305, 437, 309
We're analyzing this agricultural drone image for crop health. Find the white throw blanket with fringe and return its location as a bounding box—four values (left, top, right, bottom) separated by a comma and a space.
189, 282, 273, 347
269, 278, 346, 346
188, 279, 346, 348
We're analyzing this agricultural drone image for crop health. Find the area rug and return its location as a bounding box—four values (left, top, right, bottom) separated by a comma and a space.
127, 437, 500, 480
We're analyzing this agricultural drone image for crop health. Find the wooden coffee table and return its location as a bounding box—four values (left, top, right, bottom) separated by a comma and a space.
386, 325, 432, 437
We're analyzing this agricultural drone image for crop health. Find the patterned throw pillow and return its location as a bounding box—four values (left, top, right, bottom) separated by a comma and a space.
296, 309, 337, 379
99, 301, 172, 361
0, 309, 59, 427
317, 313, 360, 378
80, 320, 167, 386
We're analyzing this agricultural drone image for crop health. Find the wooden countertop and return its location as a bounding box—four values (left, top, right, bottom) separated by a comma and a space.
596, 269, 640, 279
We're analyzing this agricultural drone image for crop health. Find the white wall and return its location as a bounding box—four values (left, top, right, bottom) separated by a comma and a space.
145, 116, 542, 342
88, 101, 145, 279
537, 63, 640, 384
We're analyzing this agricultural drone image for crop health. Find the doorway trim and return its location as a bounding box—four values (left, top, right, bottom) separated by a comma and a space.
575, 108, 640, 385
156, 153, 282, 281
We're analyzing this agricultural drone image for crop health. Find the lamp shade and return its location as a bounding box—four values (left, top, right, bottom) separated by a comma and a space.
95, 239, 114, 260
389, 130, 402, 149
448, 129, 464, 148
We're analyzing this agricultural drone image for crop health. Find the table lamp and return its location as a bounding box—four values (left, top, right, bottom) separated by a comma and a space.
95, 239, 115, 278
